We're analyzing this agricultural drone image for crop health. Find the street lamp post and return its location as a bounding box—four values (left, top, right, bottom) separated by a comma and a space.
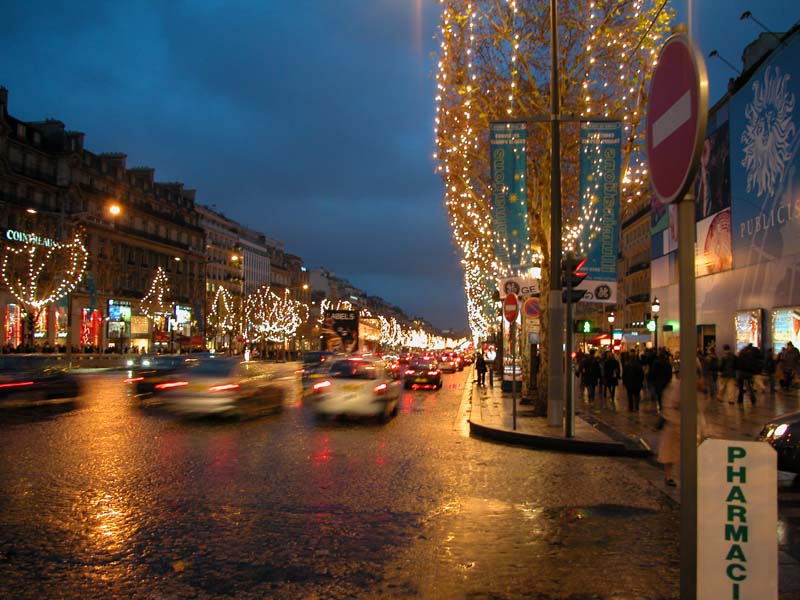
607, 312, 615, 340
652, 297, 660, 351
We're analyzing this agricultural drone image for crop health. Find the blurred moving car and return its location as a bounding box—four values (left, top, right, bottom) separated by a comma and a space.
155, 358, 285, 417
438, 353, 463, 373
759, 411, 800, 473
0, 355, 80, 406
125, 354, 193, 401
311, 356, 400, 421
403, 357, 442, 390
299, 351, 336, 390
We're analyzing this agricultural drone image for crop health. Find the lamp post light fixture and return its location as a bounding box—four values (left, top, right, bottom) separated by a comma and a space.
652, 297, 661, 351
607, 312, 615, 335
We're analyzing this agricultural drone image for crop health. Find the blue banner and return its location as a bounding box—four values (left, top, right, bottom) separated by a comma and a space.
490, 123, 533, 272
577, 121, 621, 303
729, 33, 800, 269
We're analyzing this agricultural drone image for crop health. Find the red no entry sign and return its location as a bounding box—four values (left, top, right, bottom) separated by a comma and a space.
503, 292, 519, 323
646, 33, 708, 205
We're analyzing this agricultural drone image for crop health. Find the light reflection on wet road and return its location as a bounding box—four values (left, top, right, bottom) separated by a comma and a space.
0, 366, 683, 599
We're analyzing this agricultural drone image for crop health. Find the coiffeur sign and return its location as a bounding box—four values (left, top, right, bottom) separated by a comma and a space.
698, 439, 777, 599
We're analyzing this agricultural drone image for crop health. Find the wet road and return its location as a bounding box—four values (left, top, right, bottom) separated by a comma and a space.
0, 366, 682, 599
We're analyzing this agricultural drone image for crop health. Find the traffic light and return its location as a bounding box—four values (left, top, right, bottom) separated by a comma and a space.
582, 320, 592, 334
572, 319, 592, 333
561, 254, 588, 303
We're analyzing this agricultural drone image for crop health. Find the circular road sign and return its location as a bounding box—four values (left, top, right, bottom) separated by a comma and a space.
645, 32, 708, 205
523, 297, 541, 319
503, 292, 519, 323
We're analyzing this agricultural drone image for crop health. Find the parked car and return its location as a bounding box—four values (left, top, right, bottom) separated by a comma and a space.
402, 357, 442, 390
759, 410, 800, 473
0, 355, 80, 407
152, 358, 285, 418
310, 356, 400, 421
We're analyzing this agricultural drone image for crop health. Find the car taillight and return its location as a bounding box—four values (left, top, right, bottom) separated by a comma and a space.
209, 383, 240, 392
404, 369, 415, 376
0, 381, 34, 389
427, 370, 440, 376
124, 376, 144, 383
154, 381, 189, 390
373, 383, 388, 394
313, 380, 331, 393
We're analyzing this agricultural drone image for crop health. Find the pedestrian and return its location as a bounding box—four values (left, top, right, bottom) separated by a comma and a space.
702, 347, 719, 399
718, 344, 737, 403
781, 341, 800, 389
475, 351, 487, 386
622, 351, 645, 412
736, 343, 760, 404
657, 373, 679, 487
649, 349, 673, 413
603, 351, 621, 406
578, 350, 601, 404
764, 348, 777, 394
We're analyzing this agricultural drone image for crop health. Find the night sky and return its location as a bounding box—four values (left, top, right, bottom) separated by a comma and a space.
2, 1, 796, 334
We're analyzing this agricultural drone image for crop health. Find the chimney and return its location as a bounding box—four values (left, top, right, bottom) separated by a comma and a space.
0, 87, 7, 118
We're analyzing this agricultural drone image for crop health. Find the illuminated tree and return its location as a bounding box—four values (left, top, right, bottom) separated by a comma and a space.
140, 267, 172, 338
207, 285, 236, 351
435, 0, 674, 382
1, 230, 88, 348
245, 287, 309, 345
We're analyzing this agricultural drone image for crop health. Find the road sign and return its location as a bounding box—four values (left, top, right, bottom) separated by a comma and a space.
522, 297, 541, 319
645, 32, 708, 205
503, 292, 519, 323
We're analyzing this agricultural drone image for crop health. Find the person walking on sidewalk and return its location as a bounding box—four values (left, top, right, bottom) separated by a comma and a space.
475, 351, 487, 387
702, 347, 719, 399
603, 351, 621, 406
718, 344, 738, 403
780, 341, 800, 390
578, 350, 601, 404
650, 350, 673, 413
622, 351, 644, 412
736, 343, 761, 404
657, 373, 679, 486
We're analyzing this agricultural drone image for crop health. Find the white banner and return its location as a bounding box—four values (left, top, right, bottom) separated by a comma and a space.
499, 275, 540, 298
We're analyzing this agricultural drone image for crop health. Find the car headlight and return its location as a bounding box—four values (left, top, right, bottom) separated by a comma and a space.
126, 359, 135, 367
765, 423, 789, 440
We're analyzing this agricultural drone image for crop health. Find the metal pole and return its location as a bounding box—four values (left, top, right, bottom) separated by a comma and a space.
679, 192, 698, 598
512, 321, 517, 430
564, 256, 574, 437
547, 0, 564, 428
655, 314, 659, 350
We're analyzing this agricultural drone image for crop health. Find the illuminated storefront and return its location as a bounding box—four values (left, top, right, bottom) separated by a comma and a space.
4, 304, 22, 348
107, 299, 132, 351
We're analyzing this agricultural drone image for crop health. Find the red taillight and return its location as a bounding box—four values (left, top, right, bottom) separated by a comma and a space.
154, 381, 189, 390
404, 369, 415, 376
124, 376, 144, 383
373, 383, 388, 394
313, 380, 331, 392
209, 383, 240, 392
0, 380, 34, 389
427, 370, 440, 376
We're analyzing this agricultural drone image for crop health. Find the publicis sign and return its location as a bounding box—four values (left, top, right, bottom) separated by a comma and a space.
490, 122, 533, 272
576, 121, 621, 304
698, 439, 777, 599
322, 310, 359, 353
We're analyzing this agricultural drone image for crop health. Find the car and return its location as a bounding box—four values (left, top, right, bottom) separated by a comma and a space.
151, 357, 285, 418
403, 358, 442, 390
299, 351, 338, 390
125, 354, 193, 401
0, 355, 80, 407
759, 410, 800, 473
310, 356, 400, 421
438, 353, 463, 373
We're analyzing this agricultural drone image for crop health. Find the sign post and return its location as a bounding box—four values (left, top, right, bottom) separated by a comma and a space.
504, 293, 519, 429
646, 27, 708, 599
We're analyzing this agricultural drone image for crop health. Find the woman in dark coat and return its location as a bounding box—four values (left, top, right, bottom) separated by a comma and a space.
622, 352, 645, 412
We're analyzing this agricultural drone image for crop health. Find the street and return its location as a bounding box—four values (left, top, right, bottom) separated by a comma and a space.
2, 366, 681, 599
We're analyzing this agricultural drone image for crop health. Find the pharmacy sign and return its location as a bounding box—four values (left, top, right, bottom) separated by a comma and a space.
698, 439, 777, 599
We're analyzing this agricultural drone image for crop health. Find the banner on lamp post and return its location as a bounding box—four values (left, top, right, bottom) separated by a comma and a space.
576, 121, 621, 303
490, 123, 533, 272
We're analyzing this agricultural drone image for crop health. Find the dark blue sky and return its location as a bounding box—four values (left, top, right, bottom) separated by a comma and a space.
1, 1, 795, 334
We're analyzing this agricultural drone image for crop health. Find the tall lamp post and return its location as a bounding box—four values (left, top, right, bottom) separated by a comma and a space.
652, 297, 660, 351
607, 312, 615, 344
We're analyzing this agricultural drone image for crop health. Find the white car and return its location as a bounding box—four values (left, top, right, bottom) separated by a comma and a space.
310, 356, 401, 421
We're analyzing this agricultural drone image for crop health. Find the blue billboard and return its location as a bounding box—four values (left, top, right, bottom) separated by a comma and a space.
729, 33, 800, 269
490, 123, 533, 273
577, 121, 621, 303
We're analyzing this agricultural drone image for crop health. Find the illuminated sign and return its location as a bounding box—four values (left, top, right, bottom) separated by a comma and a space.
5, 229, 57, 247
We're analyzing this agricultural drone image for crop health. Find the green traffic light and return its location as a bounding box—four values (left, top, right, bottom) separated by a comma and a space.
582, 321, 591, 333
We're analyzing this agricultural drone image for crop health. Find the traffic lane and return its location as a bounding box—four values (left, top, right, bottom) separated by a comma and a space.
0, 369, 679, 598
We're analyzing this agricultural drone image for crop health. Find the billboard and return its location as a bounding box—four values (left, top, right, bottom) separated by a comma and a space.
321, 310, 358, 353
729, 33, 800, 269
577, 121, 621, 303
734, 308, 763, 352
771, 307, 800, 353
490, 122, 534, 272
